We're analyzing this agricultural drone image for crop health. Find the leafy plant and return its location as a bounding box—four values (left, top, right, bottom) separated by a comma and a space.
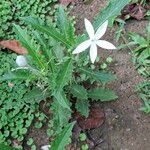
1, 0, 129, 148
79, 133, 87, 142
129, 23, 150, 77
129, 23, 150, 114
0, 51, 47, 148
136, 81, 150, 113
0, 0, 58, 40
0, 143, 20, 150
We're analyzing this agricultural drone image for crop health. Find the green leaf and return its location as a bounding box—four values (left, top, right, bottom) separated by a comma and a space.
27, 138, 34, 146
0, 144, 20, 150
0, 70, 34, 81
79, 68, 116, 83
129, 32, 148, 47
53, 90, 71, 110
34, 122, 43, 129
93, 0, 129, 30
51, 100, 72, 134
33, 31, 52, 61
88, 88, 118, 101
23, 88, 48, 103
23, 17, 71, 47
51, 122, 75, 150
56, 59, 73, 89
56, 6, 75, 45
76, 99, 89, 118
13, 24, 45, 69
50, 38, 64, 62
70, 84, 88, 100
138, 48, 150, 61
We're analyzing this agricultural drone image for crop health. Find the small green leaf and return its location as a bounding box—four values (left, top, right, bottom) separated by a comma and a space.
31, 145, 36, 150
71, 84, 88, 100
27, 138, 34, 146
81, 144, 89, 150
76, 99, 89, 118
79, 133, 87, 141
35, 122, 43, 129
51, 122, 75, 150
88, 88, 118, 101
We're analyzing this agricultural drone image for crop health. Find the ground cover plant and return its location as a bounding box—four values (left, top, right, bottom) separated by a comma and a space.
0, 51, 49, 149
0, 0, 134, 149
129, 24, 150, 77
129, 23, 150, 113
0, 0, 57, 40
136, 81, 150, 113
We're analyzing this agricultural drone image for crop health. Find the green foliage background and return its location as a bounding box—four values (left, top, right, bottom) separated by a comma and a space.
0, 0, 57, 40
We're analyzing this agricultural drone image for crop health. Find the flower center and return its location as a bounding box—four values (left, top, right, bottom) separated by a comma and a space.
91, 38, 97, 44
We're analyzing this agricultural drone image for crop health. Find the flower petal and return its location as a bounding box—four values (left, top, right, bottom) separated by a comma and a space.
41, 145, 51, 150
96, 40, 116, 49
94, 20, 108, 40
84, 18, 95, 39
90, 43, 97, 63
72, 40, 91, 54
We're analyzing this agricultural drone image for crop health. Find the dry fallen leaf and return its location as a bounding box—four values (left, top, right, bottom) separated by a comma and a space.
121, 3, 147, 20
130, 4, 147, 20
76, 107, 105, 130
0, 40, 27, 54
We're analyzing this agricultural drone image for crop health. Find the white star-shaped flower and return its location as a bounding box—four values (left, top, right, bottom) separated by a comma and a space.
73, 18, 116, 63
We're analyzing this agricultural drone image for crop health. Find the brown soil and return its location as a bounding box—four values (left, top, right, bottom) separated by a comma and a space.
24, 0, 150, 149
71, 0, 150, 150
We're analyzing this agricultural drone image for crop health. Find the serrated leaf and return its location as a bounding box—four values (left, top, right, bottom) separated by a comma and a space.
33, 31, 52, 61
79, 68, 116, 83
71, 84, 88, 100
0, 70, 35, 81
53, 90, 71, 110
50, 38, 64, 62
51, 122, 75, 150
51, 100, 72, 133
23, 17, 71, 47
88, 88, 118, 101
76, 99, 89, 118
93, 0, 130, 30
56, 6, 75, 44
23, 88, 49, 103
13, 25, 45, 69
56, 59, 73, 89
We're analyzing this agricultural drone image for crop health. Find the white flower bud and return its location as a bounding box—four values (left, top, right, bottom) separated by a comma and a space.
16, 55, 28, 67
41, 145, 51, 150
